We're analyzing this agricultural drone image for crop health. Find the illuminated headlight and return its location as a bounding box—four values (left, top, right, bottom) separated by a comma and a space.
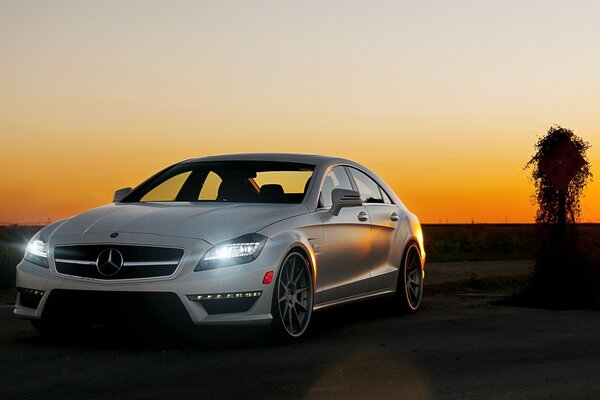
195, 233, 267, 270
24, 231, 49, 268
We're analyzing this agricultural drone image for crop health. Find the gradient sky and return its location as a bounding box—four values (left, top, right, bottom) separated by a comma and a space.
1, 1, 599, 224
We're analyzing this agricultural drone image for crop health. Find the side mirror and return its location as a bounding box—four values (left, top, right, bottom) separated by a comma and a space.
330, 188, 362, 216
113, 187, 132, 203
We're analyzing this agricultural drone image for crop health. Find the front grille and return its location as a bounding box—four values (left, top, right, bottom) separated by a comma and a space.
54, 245, 184, 280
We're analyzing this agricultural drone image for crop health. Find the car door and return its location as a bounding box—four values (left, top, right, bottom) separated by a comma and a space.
314, 166, 372, 304
347, 167, 406, 291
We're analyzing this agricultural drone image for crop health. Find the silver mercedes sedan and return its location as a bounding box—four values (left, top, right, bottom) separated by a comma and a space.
15, 153, 425, 341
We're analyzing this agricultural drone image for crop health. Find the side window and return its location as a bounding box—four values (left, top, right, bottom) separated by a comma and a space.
141, 171, 192, 202
348, 168, 384, 204
319, 166, 353, 208
381, 189, 393, 205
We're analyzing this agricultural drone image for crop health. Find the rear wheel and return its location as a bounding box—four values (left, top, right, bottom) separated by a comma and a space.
397, 243, 424, 313
271, 251, 313, 341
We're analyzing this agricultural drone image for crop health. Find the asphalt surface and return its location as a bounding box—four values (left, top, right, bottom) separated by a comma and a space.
2, 261, 600, 400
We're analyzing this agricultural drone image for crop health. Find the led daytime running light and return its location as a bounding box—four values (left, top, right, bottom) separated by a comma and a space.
187, 291, 262, 301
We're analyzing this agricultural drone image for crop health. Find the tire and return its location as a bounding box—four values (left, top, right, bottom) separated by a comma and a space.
271, 251, 314, 341
396, 242, 424, 314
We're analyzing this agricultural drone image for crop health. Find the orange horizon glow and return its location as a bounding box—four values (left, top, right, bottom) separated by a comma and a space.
1, 2, 599, 225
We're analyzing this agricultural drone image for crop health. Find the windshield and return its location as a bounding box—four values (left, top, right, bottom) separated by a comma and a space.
123, 161, 315, 204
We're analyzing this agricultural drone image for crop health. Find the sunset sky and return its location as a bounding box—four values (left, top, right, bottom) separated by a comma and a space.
1, 1, 599, 224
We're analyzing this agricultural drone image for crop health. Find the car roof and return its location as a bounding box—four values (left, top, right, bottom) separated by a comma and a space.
179, 153, 352, 167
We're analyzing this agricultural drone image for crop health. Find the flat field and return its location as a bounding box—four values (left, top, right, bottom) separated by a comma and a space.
423, 223, 600, 262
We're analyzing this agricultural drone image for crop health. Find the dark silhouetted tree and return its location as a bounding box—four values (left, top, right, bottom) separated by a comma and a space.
526, 125, 592, 225
523, 125, 594, 308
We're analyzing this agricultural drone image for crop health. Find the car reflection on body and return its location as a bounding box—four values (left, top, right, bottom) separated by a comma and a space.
15, 153, 425, 340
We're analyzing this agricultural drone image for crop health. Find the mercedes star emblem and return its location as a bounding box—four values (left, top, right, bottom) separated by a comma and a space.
96, 248, 124, 277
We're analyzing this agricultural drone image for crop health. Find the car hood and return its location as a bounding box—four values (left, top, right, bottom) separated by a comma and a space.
52, 202, 309, 244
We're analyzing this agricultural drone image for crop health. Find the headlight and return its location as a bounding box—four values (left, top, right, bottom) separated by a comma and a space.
195, 233, 267, 271
24, 231, 49, 268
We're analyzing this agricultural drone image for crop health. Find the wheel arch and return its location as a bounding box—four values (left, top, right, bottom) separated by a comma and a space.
405, 212, 426, 270
403, 238, 424, 269
282, 243, 317, 289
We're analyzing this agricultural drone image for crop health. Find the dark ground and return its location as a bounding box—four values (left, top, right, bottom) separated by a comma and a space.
2, 261, 600, 400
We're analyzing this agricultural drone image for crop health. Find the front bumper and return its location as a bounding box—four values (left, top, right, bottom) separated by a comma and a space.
15, 236, 289, 326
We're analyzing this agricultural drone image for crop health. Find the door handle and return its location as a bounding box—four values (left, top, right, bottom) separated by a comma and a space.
390, 212, 400, 221
357, 211, 368, 222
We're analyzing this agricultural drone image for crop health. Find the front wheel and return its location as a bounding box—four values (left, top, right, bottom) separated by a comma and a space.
271, 252, 313, 341
396, 243, 424, 314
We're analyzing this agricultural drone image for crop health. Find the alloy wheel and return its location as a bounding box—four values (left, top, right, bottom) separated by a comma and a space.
276, 252, 313, 338
404, 244, 423, 311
